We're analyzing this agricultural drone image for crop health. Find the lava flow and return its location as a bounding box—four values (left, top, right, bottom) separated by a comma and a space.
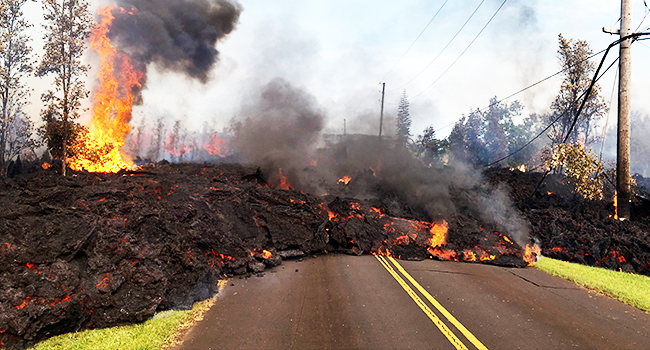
67, 5, 144, 173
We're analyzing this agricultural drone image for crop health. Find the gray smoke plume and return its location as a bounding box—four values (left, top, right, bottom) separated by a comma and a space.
230, 78, 326, 190
109, 0, 242, 83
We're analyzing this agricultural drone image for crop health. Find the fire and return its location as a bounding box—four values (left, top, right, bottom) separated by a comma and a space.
428, 221, 448, 248
523, 244, 541, 266
42, 162, 51, 170
464, 250, 477, 261
67, 5, 144, 173
278, 168, 290, 190
338, 176, 352, 185
612, 191, 618, 220
251, 249, 273, 259
203, 132, 228, 157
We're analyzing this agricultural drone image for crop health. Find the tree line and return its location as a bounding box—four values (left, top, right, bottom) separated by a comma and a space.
396, 34, 611, 174
0, 0, 92, 177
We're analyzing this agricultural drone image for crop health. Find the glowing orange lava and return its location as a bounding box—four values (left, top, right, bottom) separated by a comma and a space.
338, 176, 352, 185
67, 5, 144, 173
278, 168, 290, 190
523, 244, 541, 266
428, 221, 448, 248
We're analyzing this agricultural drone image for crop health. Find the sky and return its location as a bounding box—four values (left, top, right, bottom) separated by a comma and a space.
22, 0, 650, 141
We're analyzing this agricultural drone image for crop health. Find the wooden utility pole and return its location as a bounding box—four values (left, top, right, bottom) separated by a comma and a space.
618, 0, 632, 220
379, 83, 385, 138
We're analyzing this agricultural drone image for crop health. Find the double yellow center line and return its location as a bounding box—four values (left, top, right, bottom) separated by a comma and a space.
375, 255, 488, 350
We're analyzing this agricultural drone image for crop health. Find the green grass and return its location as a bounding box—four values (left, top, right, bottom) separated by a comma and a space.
534, 257, 650, 312
32, 280, 225, 350
32, 310, 191, 350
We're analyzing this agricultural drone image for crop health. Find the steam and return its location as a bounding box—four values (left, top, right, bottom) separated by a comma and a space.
108, 0, 242, 84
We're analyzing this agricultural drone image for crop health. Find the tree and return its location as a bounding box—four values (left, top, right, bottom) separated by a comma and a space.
395, 90, 411, 146
547, 34, 607, 146
483, 97, 524, 165
447, 108, 487, 165
0, 0, 36, 176
37, 0, 93, 176
414, 126, 448, 166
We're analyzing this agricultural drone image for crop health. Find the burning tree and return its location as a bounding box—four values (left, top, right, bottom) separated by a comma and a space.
547, 34, 607, 146
37, 0, 93, 176
0, 0, 37, 176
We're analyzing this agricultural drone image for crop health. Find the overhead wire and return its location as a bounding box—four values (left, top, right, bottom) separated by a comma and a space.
483, 31, 648, 169
379, 0, 450, 83
473, 49, 608, 114
599, 63, 619, 161
347, 1, 452, 118
484, 56, 619, 168
411, 0, 508, 100
391, 0, 487, 92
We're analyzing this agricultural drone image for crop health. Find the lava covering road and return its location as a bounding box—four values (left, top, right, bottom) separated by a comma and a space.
0, 163, 531, 349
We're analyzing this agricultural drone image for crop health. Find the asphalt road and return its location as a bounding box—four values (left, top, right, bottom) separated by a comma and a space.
176, 255, 650, 350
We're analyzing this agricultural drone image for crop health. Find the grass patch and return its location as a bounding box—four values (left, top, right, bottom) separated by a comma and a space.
534, 257, 650, 312
32, 280, 226, 350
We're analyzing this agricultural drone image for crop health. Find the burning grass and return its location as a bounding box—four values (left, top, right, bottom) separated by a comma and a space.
534, 257, 650, 312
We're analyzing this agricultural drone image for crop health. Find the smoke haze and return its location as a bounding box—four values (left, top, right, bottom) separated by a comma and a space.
230, 78, 326, 190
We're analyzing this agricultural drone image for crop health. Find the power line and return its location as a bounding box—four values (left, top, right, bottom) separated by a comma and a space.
484, 56, 619, 168
391, 0, 487, 92
485, 32, 650, 169
599, 63, 619, 160
473, 47, 608, 115
348, 1, 452, 118
379, 0, 450, 82
411, 0, 508, 100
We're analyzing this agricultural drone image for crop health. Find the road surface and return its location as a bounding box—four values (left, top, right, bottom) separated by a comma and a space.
176, 254, 650, 350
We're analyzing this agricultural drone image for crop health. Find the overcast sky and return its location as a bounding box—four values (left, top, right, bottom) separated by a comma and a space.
23, 0, 650, 139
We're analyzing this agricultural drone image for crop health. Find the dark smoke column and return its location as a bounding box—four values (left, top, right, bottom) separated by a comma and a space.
108, 0, 242, 85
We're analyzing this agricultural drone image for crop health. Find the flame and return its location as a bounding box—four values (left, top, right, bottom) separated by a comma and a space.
428, 221, 448, 248
67, 5, 144, 173
278, 168, 290, 190
261, 250, 272, 259
428, 246, 457, 260
523, 244, 541, 266
613, 191, 618, 220
464, 250, 477, 261
42, 162, 51, 170
338, 176, 352, 185
203, 132, 228, 157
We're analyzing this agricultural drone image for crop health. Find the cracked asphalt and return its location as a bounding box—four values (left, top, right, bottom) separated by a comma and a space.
175, 255, 650, 350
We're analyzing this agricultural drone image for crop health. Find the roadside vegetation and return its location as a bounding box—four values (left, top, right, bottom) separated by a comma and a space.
534, 257, 650, 312
31, 283, 222, 350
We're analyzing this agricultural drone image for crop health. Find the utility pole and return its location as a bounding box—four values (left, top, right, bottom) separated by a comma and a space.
379, 83, 385, 138
618, 0, 632, 220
